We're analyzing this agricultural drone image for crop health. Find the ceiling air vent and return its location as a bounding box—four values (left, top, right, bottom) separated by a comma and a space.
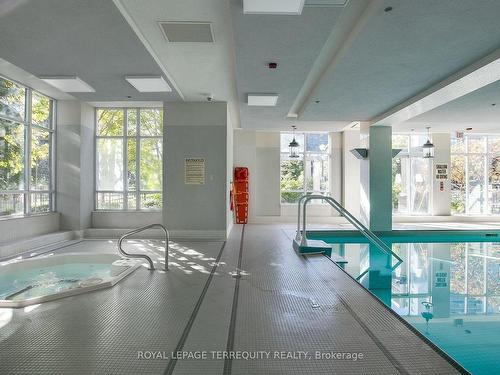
159, 22, 214, 43
304, 0, 349, 6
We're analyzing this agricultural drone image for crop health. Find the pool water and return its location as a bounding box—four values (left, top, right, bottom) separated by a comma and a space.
0, 263, 114, 301
311, 232, 500, 375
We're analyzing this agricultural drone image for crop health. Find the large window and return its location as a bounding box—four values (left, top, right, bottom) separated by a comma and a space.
392, 134, 432, 215
280, 132, 329, 203
0, 76, 55, 217
95, 108, 163, 210
451, 135, 500, 215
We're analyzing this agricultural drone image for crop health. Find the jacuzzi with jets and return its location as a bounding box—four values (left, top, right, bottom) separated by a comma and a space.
0, 253, 141, 308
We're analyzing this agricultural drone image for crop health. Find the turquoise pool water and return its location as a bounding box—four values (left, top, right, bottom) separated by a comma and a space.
310, 231, 500, 375
0, 263, 113, 301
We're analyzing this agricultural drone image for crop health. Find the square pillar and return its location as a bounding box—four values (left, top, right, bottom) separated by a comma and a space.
360, 125, 393, 231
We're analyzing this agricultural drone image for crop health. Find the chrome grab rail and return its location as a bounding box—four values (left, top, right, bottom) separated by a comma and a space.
295, 194, 310, 241
297, 195, 402, 269
118, 224, 169, 271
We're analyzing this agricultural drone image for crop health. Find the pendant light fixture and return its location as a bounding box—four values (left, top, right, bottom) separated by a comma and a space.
289, 126, 300, 158
422, 126, 434, 159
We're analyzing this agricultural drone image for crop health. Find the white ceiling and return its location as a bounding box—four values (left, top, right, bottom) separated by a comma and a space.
0, 0, 182, 102
232, 0, 500, 131
397, 80, 500, 133
114, 0, 240, 127
1, 0, 499, 132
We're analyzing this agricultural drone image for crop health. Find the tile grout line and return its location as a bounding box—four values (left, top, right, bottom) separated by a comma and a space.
222, 224, 245, 375
304, 256, 410, 375
164, 240, 228, 375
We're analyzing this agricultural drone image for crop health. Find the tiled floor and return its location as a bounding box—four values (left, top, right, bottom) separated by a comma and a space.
0, 225, 462, 374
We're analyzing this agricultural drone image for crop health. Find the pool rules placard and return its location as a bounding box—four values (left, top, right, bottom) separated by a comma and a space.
435, 164, 448, 180
185, 158, 205, 185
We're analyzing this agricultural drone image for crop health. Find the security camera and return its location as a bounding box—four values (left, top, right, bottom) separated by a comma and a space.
206, 95, 214, 102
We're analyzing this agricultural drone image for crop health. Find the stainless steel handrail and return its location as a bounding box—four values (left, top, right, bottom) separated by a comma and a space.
298, 195, 403, 269
118, 224, 169, 271
295, 194, 310, 241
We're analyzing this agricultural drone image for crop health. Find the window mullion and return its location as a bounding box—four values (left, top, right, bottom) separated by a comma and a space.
25, 88, 32, 215
135, 108, 140, 211
123, 109, 128, 210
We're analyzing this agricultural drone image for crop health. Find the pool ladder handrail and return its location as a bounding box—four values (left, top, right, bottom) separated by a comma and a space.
296, 194, 403, 270
118, 224, 169, 271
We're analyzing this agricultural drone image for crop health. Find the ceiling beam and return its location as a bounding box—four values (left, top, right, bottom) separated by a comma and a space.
112, 0, 185, 101
287, 0, 382, 119
371, 48, 500, 127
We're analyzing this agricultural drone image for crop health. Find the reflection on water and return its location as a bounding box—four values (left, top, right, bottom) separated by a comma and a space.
330, 241, 500, 375
391, 242, 500, 317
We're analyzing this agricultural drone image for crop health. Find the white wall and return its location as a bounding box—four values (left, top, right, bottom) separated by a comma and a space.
226, 107, 234, 235
432, 133, 451, 215
0, 213, 60, 244
233, 129, 344, 220
255, 133, 281, 216
163, 102, 229, 239
92, 211, 162, 228
233, 130, 282, 219
233, 130, 257, 221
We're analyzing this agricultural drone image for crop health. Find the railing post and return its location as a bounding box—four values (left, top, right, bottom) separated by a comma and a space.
301, 197, 309, 246
117, 223, 170, 271
296, 195, 306, 241
294, 194, 402, 270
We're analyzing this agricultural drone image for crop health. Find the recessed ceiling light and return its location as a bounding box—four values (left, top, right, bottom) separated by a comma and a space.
243, 0, 305, 15
125, 76, 172, 92
41, 76, 95, 92
247, 94, 279, 106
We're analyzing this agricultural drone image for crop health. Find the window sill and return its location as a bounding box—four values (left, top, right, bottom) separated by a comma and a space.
93, 210, 162, 213
0, 212, 58, 222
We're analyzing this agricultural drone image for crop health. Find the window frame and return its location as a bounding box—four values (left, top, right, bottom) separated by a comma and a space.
0, 75, 56, 218
279, 132, 330, 204
94, 107, 163, 211
392, 133, 432, 216
451, 134, 500, 215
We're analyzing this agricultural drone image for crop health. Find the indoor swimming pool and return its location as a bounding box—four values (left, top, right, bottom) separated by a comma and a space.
309, 231, 500, 375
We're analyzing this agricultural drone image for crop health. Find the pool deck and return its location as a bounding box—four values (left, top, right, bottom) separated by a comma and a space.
0, 225, 463, 374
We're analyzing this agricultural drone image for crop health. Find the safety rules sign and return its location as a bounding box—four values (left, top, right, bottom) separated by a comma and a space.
185, 158, 205, 185
435, 164, 448, 180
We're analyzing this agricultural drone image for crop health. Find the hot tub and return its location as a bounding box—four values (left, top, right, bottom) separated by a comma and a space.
0, 253, 141, 308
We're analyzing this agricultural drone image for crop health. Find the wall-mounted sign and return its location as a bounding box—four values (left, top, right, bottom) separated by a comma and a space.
434, 271, 448, 288
435, 163, 448, 180
185, 158, 205, 185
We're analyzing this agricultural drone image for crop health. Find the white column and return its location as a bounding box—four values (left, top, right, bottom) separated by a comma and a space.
56, 101, 94, 232
330, 132, 342, 216
360, 124, 393, 231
